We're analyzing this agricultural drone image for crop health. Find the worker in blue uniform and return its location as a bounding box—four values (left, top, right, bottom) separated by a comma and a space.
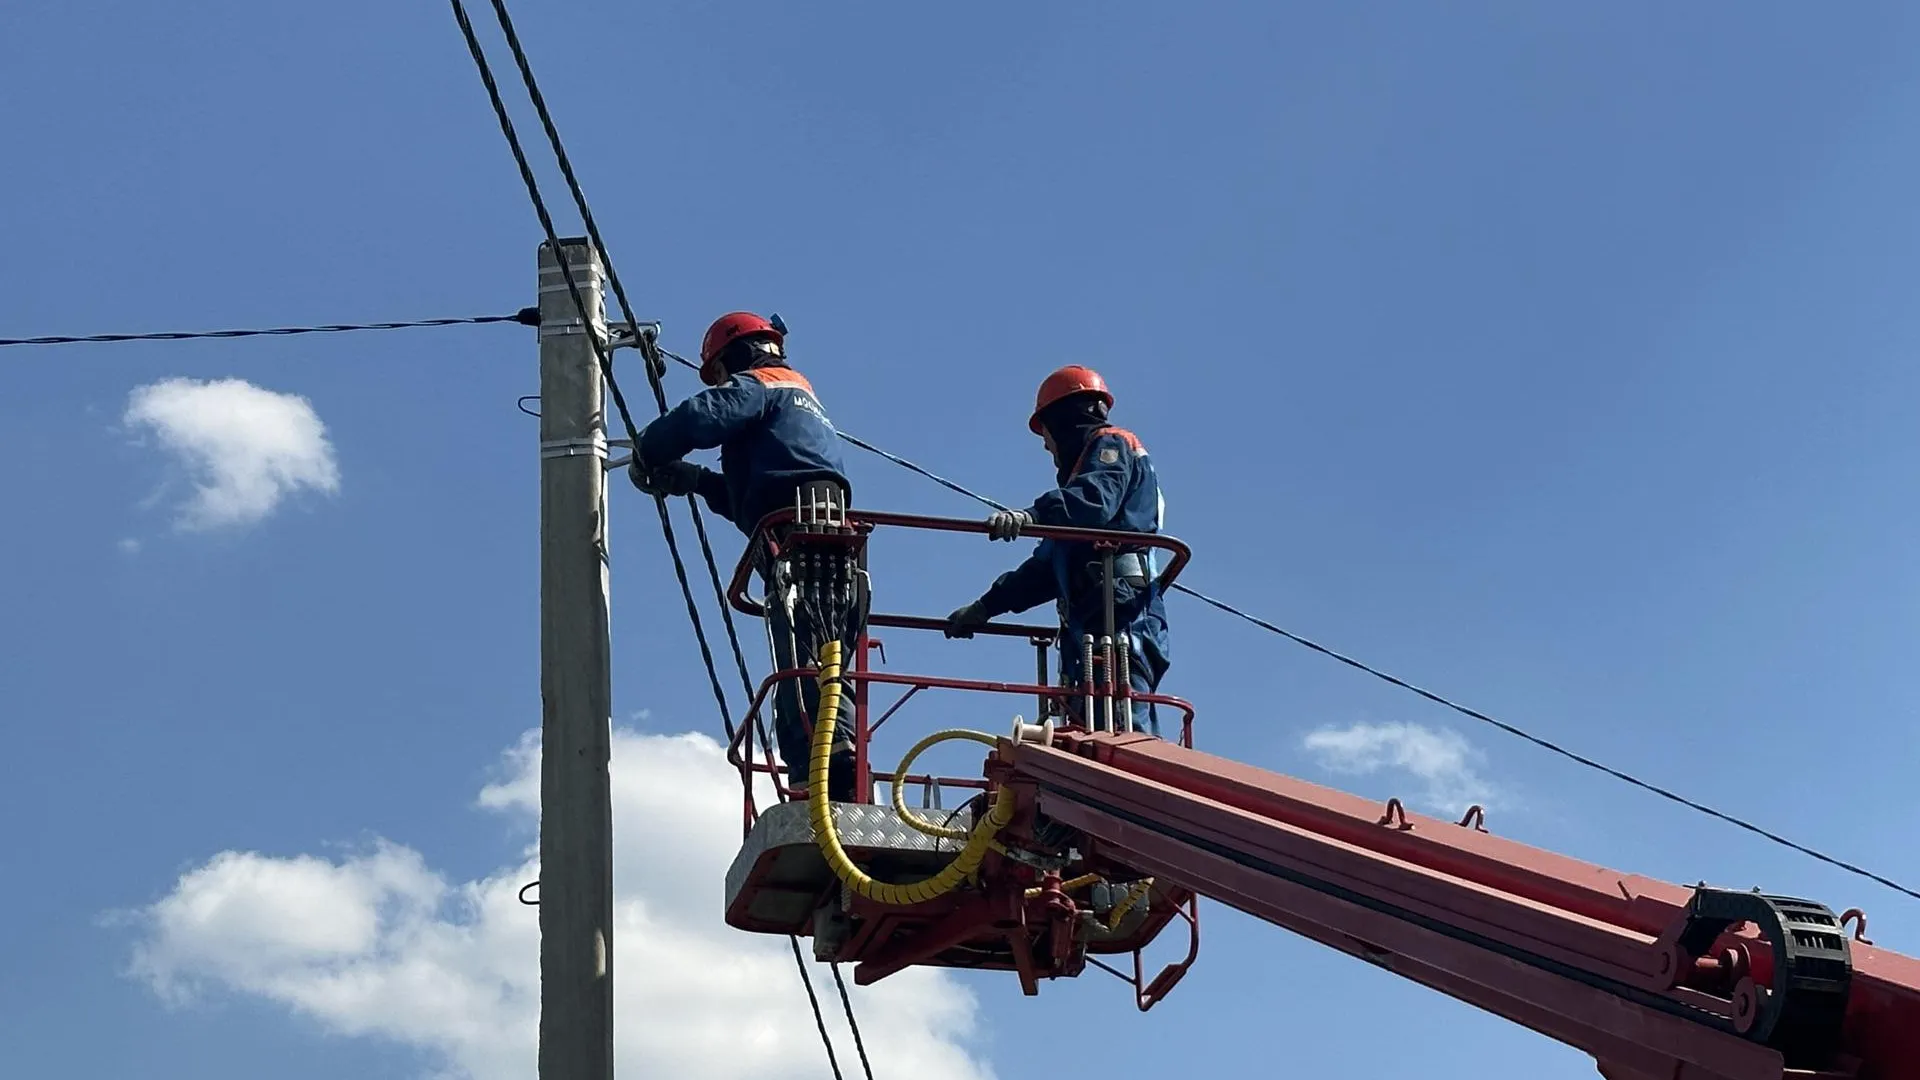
943, 365, 1171, 735
628, 311, 858, 799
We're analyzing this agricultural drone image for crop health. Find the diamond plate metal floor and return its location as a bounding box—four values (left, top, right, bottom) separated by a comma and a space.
725, 800, 979, 934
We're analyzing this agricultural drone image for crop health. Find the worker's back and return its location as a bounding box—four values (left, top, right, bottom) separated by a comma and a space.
715, 365, 850, 533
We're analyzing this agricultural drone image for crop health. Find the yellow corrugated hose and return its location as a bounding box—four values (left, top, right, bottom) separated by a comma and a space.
807, 640, 1015, 906
891, 728, 999, 841
844, 665, 1155, 923
1024, 873, 1102, 899
1106, 878, 1155, 930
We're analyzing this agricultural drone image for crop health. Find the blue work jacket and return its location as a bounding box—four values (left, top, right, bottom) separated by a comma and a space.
635, 366, 851, 535
978, 426, 1172, 683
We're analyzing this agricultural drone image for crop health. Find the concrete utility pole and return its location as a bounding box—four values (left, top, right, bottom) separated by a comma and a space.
537, 237, 615, 1080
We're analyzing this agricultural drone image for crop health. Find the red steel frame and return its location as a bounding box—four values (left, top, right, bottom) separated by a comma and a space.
724, 663, 1196, 820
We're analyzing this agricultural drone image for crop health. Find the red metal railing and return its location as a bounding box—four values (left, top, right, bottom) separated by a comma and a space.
725, 661, 1198, 828
720, 507, 1210, 1010
725, 508, 1194, 641
714, 508, 1199, 831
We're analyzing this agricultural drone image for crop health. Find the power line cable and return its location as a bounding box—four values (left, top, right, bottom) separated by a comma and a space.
659, 346, 1012, 515
801, 415, 1920, 904
829, 963, 876, 1080
81, 0, 1890, 946
15, 113, 1901, 907
447, 0, 737, 748
18, 0, 1892, 936
27, 289, 1911, 907
1, 310, 538, 348
476, 0, 776, 776
446, 3, 862, 1074
1165, 584, 1920, 902
790, 939, 847, 1077
470, 0, 857, 1066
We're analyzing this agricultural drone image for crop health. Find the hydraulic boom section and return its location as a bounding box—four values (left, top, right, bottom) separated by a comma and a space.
1001, 728, 1920, 1080
717, 508, 1920, 1080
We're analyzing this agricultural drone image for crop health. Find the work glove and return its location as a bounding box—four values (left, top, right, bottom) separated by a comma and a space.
943, 600, 993, 639
985, 508, 1033, 542
629, 460, 706, 498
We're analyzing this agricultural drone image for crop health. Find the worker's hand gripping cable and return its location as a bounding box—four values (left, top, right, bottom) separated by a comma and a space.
628, 458, 705, 499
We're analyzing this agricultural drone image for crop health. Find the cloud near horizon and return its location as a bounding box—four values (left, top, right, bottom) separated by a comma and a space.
123, 376, 340, 531
123, 728, 993, 1080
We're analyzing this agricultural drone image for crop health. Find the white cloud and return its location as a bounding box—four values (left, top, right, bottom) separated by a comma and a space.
118, 538, 141, 555
123, 377, 340, 531
124, 728, 993, 1080
1301, 721, 1498, 814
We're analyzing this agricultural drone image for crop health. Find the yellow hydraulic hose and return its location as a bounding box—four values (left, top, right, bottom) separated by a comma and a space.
855, 666, 1156, 924
891, 728, 999, 841
1106, 878, 1155, 930
807, 640, 1016, 906
862, 681, 1157, 924
888, 719, 1142, 918
1024, 873, 1102, 899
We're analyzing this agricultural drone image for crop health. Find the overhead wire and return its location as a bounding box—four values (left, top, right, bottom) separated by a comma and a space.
829, 964, 876, 1080
25, 0, 1895, 943
9, 205, 1905, 906
753, 391, 1920, 905
448, 0, 749, 759
474, 0, 775, 771
0, 310, 538, 348
446, 2, 864, 1075
1165, 585, 1920, 901
659, 346, 1012, 514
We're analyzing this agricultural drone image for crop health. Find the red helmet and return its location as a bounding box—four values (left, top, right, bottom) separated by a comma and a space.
699, 311, 783, 386
1029, 365, 1114, 434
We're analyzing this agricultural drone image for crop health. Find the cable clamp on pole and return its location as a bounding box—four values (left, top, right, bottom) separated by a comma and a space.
537, 315, 607, 342
607, 321, 661, 351
601, 437, 637, 471
540, 433, 608, 461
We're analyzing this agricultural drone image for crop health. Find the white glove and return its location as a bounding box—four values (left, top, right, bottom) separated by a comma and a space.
986, 509, 1032, 542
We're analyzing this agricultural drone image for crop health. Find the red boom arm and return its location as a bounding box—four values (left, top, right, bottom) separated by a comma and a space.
717, 506, 1920, 1080
994, 729, 1920, 1080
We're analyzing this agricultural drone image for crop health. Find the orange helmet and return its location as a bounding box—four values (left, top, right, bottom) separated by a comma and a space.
699, 311, 783, 386
1029, 365, 1113, 434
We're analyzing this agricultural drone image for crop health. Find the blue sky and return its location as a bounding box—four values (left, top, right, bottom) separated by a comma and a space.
5, 2, 1920, 1077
